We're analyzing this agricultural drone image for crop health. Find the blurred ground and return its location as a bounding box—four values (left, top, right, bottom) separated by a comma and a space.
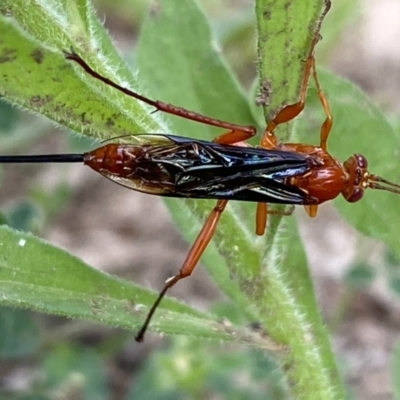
3, 0, 400, 399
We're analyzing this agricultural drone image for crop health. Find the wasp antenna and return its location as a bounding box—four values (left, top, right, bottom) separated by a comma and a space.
369, 174, 400, 194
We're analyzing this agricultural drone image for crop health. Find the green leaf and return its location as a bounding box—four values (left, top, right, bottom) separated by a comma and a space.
136, 0, 256, 141
256, 0, 329, 138
0, 0, 160, 140
0, 225, 267, 343
297, 70, 400, 260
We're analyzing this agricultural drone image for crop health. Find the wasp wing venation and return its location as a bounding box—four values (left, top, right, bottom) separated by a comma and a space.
96, 134, 319, 204
176, 173, 313, 203
98, 170, 176, 195
163, 137, 318, 203
125, 134, 175, 147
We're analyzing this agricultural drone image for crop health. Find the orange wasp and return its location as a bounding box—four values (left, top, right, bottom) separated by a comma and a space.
1, 0, 399, 341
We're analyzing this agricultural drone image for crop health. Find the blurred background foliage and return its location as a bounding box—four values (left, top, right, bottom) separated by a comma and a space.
1, 0, 400, 399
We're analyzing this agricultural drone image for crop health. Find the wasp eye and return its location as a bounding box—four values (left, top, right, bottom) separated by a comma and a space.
354, 154, 368, 169
347, 187, 364, 203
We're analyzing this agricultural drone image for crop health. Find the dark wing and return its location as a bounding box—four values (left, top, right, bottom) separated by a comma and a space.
102, 134, 318, 204
161, 135, 317, 204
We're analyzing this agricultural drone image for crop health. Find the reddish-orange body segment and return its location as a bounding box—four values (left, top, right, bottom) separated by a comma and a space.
84, 141, 362, 205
